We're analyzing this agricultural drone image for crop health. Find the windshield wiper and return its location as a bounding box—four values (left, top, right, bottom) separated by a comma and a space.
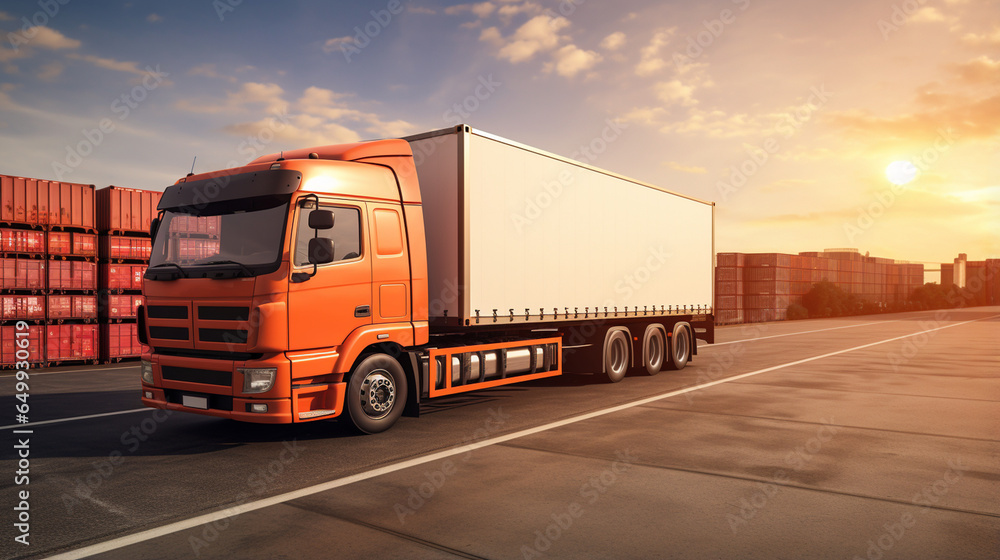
198, 260, 255, 277
149, 262, 188, 278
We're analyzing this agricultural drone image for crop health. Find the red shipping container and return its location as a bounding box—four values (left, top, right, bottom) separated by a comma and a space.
45, 323, 98, 361
101, 323, 141, 359
1, 229, 45, 254
96, 186, 163, 233
0, 324, 45, 365
100, 235, 152, 260
47, 295, 98, 320
47, 231, 72, 255
2, 175, 52, 226
72, 232, 98, 257
2, 258, 46, 290
0, 295, 45, 320
47, 260, 96, 291
106, 294, 144, 319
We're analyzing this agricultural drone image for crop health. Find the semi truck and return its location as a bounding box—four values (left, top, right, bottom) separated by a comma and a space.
139, 125, 715, 433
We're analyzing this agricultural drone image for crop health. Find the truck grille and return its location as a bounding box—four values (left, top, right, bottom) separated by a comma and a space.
198, 306, 250, 321
161, 366, 232, 386
199, 328, 249, 344
146, 305, 188, 319
149, 326, 189, 340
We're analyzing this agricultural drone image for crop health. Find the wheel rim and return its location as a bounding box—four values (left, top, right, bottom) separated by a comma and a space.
360, 369, 395, 419
647, 333, 663, 370
674, 329, 689, 364
610, 335, 628, 375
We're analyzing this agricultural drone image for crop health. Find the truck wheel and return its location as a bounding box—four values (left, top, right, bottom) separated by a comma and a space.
346, 353, 408, 434
667, 323, 691, 370
604, 330, 630, 383
643, 327, 665, 376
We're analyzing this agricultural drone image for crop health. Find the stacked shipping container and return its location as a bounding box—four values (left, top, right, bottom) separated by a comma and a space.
97, 186, 159, 361
0, 175, 159, 366
0, 174, 100, 364
715, 249, 924, 325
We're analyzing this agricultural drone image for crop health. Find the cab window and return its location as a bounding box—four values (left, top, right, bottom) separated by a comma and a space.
294, 205, 362, 267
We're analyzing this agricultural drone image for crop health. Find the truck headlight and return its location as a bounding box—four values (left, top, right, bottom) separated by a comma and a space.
140, 360, 154, 385
240, 367, 277, 394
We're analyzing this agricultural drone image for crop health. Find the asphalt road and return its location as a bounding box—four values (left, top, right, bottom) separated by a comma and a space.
2, 307, 998, 559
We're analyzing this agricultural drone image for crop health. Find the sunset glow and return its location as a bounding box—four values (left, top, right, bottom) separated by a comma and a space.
0, 0, 996, 264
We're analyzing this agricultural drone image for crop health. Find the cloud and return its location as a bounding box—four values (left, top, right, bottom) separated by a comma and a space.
187, 83, 414, 150
952, 55, 1000, 84
663, 161, 707, 174
655, 79, 698, 107
67, 53, 145, 76
483, 14, 568, 63
545, 44, 601, 78
961, 27, 1000, 46
600, 32, 626, 51
23, 26, 82, 50
36, 61, 64, 81
322, 35, 354, 54
0, 11, 14, 21
147, 13, 162, 23
188, 63, 237, 83
445, 2, 497, 19
634, 28, 675, 77
827, 93, 1000, 142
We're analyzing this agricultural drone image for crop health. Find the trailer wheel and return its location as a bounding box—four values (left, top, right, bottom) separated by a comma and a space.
667, 323, 691, 371
346, 353, 408, 434
643, 326, 666, 376
604, 330, 630, 383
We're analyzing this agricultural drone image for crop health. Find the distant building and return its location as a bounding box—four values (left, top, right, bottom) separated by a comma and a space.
941, 255, 1000, 306
715, 249, 923, 325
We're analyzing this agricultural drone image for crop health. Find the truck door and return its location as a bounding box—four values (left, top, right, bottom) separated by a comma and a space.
369, 204, 410, 324
287, 200, 371, 351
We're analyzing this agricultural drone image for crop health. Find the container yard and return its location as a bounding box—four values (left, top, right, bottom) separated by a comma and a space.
715, 249, 925, 325
0, 174, 158, 367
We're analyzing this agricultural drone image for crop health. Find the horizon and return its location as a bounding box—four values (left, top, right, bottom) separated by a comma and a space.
1, 0, 996, 265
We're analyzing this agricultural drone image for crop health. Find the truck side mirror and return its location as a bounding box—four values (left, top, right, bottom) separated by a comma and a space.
308, 237, 335, 265
150, 217, 160, 239
309, 210, 334, 230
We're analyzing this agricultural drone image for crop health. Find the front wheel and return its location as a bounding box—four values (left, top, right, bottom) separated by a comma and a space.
346, 353, 408, 434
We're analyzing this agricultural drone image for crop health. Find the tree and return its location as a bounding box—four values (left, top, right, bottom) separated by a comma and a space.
801, 281, 858, 318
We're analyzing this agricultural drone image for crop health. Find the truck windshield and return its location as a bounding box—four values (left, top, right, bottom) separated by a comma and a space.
148, 195, 290, 278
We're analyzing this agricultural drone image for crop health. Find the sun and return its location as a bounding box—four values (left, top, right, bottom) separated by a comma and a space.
885, 160, 917, 185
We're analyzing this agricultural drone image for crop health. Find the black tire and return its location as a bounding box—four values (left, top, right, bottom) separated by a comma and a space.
643, 327, 666, 376
604, 330, 630, 383
667, 323, 691, 371
346, 353, 408, 434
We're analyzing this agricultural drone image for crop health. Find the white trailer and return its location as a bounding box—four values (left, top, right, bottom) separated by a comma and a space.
405, 125, 715, 327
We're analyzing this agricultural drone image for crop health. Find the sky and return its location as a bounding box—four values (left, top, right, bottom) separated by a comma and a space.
0, 0, 997, 268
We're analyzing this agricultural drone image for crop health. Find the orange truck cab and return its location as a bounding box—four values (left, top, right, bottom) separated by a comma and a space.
140, 125, 714, 434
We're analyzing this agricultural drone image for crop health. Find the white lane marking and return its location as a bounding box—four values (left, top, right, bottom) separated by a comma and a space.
0, 409, 147, 431
45, 313, 999, 560
709, 318, 906, 346
0, 364, 137, 378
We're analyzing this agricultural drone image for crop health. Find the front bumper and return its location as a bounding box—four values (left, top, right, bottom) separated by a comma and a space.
140, 352, 345, 423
